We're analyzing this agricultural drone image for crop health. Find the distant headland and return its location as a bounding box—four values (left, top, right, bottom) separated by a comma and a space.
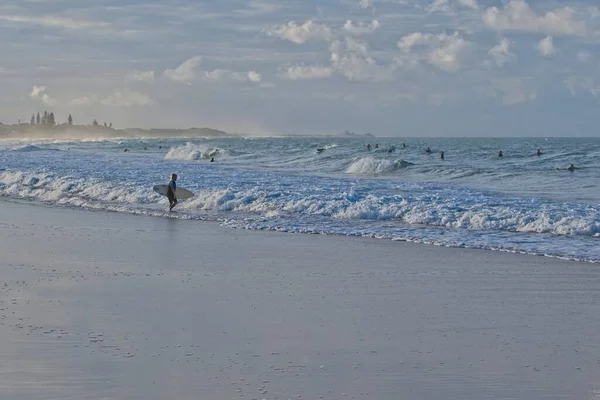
0, 111, 376, 139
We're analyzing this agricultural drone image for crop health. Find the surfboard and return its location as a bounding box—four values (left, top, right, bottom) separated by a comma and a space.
153, 185, 194, 199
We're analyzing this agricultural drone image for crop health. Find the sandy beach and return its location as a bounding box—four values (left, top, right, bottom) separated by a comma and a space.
1, 200, 599, 400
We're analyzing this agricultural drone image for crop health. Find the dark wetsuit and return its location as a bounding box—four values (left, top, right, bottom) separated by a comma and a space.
167, 180, 177, 203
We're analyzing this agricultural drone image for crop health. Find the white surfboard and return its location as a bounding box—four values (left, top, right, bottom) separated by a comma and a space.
153, 185, 195, 200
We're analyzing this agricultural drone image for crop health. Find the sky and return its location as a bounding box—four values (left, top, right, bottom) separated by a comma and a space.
0, 0, 599, 136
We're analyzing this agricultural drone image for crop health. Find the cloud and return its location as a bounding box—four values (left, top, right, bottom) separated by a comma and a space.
247, 71, 262, 83
427, 0, 478, 13
397, 31, 471, 72
164, 56, 203, 83
564, 76, 600, 97
342, 20, 381, 35
0, 15, 110, 30
358, 0, 374, 9
330, 38, 396, 82
266, 20, 333, 44
278, 64, 333, 80
482, 0, 589, 36
125, 70, 155, 84
201, 69, 262, 83
485, 38, 515, 68
69, 95, 98, 107
482, 78, 537, 105
30, 85, 56, 106
100, 91, 152, 107
536, 36, 555, 57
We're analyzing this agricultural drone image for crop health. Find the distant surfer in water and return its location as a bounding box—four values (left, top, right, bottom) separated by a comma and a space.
167, 173, 178, 211
367, 144, 372, 150
498, 150, 503, 157
440, 151, 444, 160
425, 147, 432, 154
536, 149, 542, 156
567, 164, 576, 171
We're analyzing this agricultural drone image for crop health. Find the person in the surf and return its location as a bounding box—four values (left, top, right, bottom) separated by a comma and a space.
367, 144, 372, 150
425, 147, 432, 154
167, 173, 178, 211
498, 150, 503, 157
536, 149, 542, 156
440, 151, 444, 160
567, 164, 576, 171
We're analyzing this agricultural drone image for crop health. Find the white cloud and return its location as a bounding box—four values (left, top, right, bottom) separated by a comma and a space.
0, 15, 110, 30
30, 85, 56, 106
247, 71, 262, 83
358, 0, 374, 9
279, 64, 333, 80
564, 76, 600, 97
201, 69, 262, 83
485, 38, 515, 68
397, 31, 470, 72
101, 91, 152, 107
428, 0, 478, 13
164, 56, 203, 83
69, 95, 98, 107
482, 78, 537, 105
266, 20, 333, 44
482, 0, 589, 36
330, 38, 396, 82
126, 70, 155, 84
342, 20, 380, 35
536, 36, 555, 57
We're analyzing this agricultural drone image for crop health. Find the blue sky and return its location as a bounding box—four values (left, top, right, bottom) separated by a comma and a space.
1, 0, 599, 136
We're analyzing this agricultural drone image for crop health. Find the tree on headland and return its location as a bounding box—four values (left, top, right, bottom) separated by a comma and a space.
36, 112, 40, 124
48, 112, 56, 126
109, 122, 112, 128
42, 111, 48, 125
103, 121, 107, 127
68, 114, 73, 125
30, 114, 35, 125
92, 119, 99, 126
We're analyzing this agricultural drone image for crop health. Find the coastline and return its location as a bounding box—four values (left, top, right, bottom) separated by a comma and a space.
1, 200, 599, 399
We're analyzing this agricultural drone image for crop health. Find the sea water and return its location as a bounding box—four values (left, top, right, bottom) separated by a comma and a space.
1, 136, 598, 262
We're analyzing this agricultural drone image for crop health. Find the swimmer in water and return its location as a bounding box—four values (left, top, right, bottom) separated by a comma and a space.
536, 149, 542, 156
425, 147, 432, 154
498, 150, 503, 157
567, 164, 576, 171
440, 151, 444, 160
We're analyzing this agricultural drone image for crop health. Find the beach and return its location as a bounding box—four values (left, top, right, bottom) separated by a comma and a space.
1, 200, 599, 399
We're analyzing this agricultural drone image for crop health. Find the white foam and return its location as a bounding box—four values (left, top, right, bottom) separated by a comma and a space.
164, 142, 223, 161
346, 157, 412, 175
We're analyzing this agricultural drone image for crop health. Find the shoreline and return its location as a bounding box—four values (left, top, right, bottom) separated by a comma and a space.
1, 200, 600, 399
2, 196, 597, 265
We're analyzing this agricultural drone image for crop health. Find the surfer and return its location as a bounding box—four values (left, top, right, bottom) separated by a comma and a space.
210, 157, 215, 162
425, 147, 432, 154
367, 144, 372, 150
167, 173, 178, 211
536, 149, 542, 156
498, 150, 503, 157
567, 164, 576, 171
440, 151, 444, 160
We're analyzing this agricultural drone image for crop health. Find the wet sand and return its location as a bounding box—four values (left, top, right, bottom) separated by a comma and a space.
1, 200, 599, 400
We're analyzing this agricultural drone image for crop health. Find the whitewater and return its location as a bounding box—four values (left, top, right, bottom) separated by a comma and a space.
1, 136, 599, 262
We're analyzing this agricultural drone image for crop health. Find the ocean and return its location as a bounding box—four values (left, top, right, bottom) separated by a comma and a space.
1, 136, 598, 262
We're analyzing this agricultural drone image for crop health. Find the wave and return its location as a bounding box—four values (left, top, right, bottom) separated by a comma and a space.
164, 142, 224, 161
346, 157, 414, 175
0, 170, 158, 206
10, 144, 60, 152
1, 168, 599, 262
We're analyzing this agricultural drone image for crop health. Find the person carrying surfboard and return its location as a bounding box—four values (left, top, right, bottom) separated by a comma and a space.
167, 173, 178, 211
